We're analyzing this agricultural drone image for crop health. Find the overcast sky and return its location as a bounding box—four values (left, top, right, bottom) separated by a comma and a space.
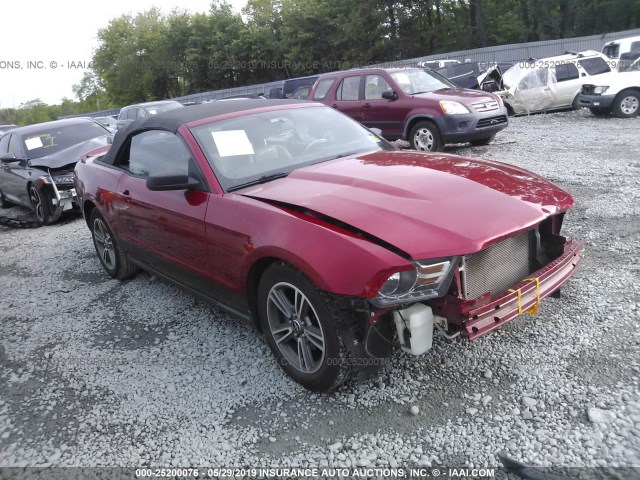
0, 0, 247, 109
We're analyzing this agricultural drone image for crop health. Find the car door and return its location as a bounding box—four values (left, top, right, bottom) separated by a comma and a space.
330, 75, 363, 121
112, 129, 211, 289
515, 67, 557, 112
1, 134, 31, 204
551, 63, 581, 107
359, 73, 405, 138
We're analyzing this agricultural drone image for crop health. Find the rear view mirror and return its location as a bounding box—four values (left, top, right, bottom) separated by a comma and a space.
382, 89, 398, 101
146, 171, 201, 191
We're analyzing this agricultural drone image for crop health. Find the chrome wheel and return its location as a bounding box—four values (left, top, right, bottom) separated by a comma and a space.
266, 281, 325, 374
93, 218, 116, 271
620, 95, 639, 115
413, 127, 435, 151
29, 187, 45, 223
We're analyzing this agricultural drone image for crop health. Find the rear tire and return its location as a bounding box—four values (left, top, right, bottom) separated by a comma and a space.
470, 134, 496, 146
258, 262, 353, 392
90, 209, 138, 280
612, 90, 640, 118
409, 121, 442, 152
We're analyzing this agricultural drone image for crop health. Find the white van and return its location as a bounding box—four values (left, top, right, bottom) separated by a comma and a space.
601, 35, 640, 70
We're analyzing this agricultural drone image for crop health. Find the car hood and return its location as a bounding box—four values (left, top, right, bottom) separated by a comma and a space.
414, 88, 498, 107
30, 135, 112, 170
240, 151, 573, 259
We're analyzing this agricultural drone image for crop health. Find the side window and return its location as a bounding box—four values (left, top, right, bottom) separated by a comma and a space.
137, 108, 147, 119
578, 57, 611, 75
0, 134, 10, 154
336, 76, 361, 101
118, 130, 194, 178
8, 135, 22, 157
554, 63, 579, 82
364, 75, 391, 100
312, 79, 335, 100
631, 41, 640, 53
119, 108, 129, 120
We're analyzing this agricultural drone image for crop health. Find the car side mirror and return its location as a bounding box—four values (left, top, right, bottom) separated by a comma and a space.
146, 171, 201, 191
369, 127, 383, 136
381, 89, 398, 101
0, 153, 20, 163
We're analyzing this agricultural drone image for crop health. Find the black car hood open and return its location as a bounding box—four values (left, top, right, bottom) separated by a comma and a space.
29, 135, 112, 170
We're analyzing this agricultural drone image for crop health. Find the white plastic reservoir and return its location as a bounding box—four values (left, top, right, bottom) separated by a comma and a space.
393, 303, 434, 356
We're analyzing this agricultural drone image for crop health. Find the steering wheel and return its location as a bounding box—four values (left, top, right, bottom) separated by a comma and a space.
302, 138, 328, 154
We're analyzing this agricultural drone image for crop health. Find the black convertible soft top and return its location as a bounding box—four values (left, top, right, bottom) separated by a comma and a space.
100, 99, 312, 165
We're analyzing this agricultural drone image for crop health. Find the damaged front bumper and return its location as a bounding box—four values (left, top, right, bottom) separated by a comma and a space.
462, 240, 583, 340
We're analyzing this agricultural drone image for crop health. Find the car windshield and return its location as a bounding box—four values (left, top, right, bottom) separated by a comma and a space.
191, 105, 395, 192
389, 69, 454, 94
22, 122, 110, 159
144, 102, 183, 115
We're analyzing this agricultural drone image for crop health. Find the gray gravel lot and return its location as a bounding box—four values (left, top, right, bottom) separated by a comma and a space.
0, 109, 639, 476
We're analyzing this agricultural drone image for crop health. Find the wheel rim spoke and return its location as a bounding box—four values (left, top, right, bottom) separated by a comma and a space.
94, 219, 116, 270
269, 289, 294, 318
266, 281, 326, 374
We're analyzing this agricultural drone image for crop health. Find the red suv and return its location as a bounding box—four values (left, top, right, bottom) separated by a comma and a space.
309, 67, 508, 151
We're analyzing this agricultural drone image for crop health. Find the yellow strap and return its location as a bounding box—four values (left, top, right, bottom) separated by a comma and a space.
508, 287, 523, 315
523, 277, 541, 315
509, 277, 541, 316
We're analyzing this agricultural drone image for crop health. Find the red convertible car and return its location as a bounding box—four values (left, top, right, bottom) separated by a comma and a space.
74, 100, 583, 392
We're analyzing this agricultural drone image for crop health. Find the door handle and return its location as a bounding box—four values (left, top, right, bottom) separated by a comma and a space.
362, 103, 372, 109
332, 104, 339, 109
120, 190, 130, 196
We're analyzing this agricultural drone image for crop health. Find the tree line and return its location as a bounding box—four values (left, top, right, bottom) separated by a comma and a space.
1, 0, 638, 125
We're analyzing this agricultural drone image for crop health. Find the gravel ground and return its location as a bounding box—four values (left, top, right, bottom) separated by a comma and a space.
0, 109, 639, 477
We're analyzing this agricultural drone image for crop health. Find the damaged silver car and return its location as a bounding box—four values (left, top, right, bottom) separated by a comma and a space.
0, 118, 112, 225
495, 50, 612, 115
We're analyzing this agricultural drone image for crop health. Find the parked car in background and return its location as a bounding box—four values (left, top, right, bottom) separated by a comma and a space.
0, 124, 18, 135
93, 116, 118, 132
418, 59, 461, 70
0, 118, 112, 224
75, 100, 582, 391
495, 50, 612, 115
309, 67, 508, 151
434, 61, 513, 91
268, 76, 319, 99
579, 57, 640, 118
116, 100, 184, 130
601, 35, 640, 70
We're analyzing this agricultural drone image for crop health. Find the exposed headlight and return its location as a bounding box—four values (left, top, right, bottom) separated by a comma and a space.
593, 86, 609, 94
372, 257, 459, 307
52, 173, 75, 185
439, 101, 469, 115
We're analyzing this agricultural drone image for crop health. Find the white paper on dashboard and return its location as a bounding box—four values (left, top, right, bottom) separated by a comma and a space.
25, 136, 44, 150
211, 130, 255, 157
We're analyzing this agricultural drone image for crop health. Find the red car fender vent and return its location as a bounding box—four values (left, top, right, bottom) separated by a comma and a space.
244, 195, 411, 260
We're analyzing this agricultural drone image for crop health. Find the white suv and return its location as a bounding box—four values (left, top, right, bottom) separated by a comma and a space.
578, 58, 640, 118
495, 50, 613, 115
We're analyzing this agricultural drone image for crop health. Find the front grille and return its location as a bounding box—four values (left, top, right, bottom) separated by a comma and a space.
581, 84, 595, 95
461, 231, 532, 300
476, 115, 508, 128
472, 100, 499, 112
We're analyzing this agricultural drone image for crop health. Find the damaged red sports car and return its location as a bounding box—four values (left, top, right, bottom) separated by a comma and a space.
74, 100, 583, 392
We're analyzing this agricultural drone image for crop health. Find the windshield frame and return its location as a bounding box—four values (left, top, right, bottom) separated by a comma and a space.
390, 68, 456, 94
21, 122, 111, 159
190, 104, 396, 193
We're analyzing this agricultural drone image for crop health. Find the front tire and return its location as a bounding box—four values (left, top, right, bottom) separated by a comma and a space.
612, 90, 640, 118
0, 191, 13, 208
409, 121, 442, 152
470, 134, 496, 146
258, 262, 352, 392
29, 185, 61, 225
90, 210, 138, 280
589, 107, 611, 117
